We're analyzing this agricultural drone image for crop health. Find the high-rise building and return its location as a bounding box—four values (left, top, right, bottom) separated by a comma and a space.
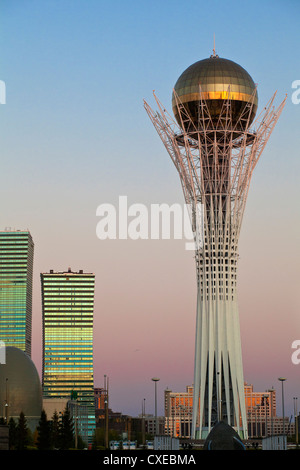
41, 268, 96, 443
0, 229, 34, 356
145, 50, 286, 439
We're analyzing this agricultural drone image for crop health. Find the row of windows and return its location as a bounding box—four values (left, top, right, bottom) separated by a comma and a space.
44, 371, 93, 375
44, 332, 93, 336
43, 303, 94, 307
44, 340, 93, 345
199, 278, 236, 284
43, 294, 94, 297
0, 259, 33, 264
44, 310, 93, 315
44, 341, 93, 345
0, 239, 31, 244
43, 378, 94, 383
44, 363, 93, 368
0, 255, 32, 260
2, 316, 30, 321
42, 279, 94, 283
43, 299, 94, 302
0, 304, 28, 308
44, 317, 93, 321
44, 345, 93, 351
200, 295, 236, 301
45, 321, 93, 328
42, 286, 94, 290
44, 354, 93, 359
43, 311, 93, 315
0, 277, 29, 281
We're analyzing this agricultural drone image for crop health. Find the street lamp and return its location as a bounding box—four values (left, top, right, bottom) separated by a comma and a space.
278, 378, 287, 436
5, 378, 9, 423
263, 394, 269, 437
142, 398, 146, 446
104, 375, 109, 449
254, 405, 259, 437
294, 397, 298, 446
268, 388, 275, 438
152, 377, 160, 436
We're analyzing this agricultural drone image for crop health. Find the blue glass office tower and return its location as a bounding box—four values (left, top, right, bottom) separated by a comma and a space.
0, 230, 34, 356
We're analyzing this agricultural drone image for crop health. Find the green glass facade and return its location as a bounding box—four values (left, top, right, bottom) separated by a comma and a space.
0, 230, 34, 356
41, 269, 96, 443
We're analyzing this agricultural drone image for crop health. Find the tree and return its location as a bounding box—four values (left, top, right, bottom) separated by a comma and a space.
16, 412, 29, 450
8, 418, 17, 450
37, 409, 51, 450
93, 428, 120, 449
59, 405, 74, 450
50, 410, 60, 449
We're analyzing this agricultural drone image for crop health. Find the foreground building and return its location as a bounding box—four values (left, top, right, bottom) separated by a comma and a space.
0, 346, 42, 432
41, 268, 96, 443
0, 230, 34, 356
145, 51, 286, 439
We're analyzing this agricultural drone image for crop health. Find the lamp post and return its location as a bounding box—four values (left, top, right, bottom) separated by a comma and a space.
268, 388, 275, 438
142, 398, 146, 447
294, 397, 298, 446
254, 405, 258, 437
278, 378, 286, 437
5, 378, 9, 423
152, 378, 160, 436
104, 375, 109, 449
263, 394, 269, 437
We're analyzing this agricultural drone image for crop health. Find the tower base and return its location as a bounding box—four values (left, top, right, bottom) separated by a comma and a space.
195, 425, 246, 441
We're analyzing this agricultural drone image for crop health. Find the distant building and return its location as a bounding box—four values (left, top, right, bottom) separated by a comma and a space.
244, 383, 276, 437
94, 387, 107, 410
144, 415, 165, 436
43, 397, 91, 446
165, 383, 294, 438
68, 399, 90, 447
95, 401, 164, 442
0, 230, 34, 356
41, 268, 96, 443
0, 426, 9, 450
164, 386, 194, 438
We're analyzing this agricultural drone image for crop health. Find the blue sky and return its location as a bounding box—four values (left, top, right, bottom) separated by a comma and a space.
1, 0, 299, 418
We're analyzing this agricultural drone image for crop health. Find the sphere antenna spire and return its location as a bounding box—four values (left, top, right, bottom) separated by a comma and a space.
211, 33, 219, 58
213, 33, 216, 56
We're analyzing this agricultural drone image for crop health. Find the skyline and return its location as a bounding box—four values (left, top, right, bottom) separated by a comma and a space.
1, 0, 299, 420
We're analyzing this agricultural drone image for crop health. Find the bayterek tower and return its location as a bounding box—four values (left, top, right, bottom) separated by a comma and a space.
144, 48, 286, 439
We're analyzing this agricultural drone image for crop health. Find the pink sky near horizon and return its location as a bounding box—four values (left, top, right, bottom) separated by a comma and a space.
29, 190, 300, 418
1, 0, 299, 421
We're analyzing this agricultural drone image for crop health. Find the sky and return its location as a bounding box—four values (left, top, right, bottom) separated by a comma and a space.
1, 0, 299, 419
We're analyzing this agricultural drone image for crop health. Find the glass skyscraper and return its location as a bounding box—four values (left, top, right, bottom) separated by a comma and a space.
0, 230, 34, 356
41, 268, 96, 443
